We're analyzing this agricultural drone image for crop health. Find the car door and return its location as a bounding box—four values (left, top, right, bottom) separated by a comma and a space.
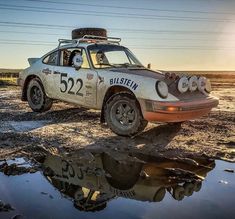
40, 50, 59, 99
52, 47, 98, 107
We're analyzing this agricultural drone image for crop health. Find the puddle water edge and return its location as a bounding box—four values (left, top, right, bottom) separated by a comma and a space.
0, 153, 234, 219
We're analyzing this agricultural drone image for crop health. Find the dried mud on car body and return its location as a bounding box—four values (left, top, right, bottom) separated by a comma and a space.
0, 86, 234, 162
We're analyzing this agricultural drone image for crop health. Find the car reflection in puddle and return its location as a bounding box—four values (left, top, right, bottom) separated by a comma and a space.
41, 151, 215, 212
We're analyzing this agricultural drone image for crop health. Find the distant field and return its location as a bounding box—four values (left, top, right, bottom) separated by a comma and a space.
0, 78, 18, 86
0, 68, 22, 73
175, 71, 235, 79
0, 68, 20, 85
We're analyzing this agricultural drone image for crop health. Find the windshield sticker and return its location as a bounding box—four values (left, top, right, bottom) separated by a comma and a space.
110, 78, 138, 90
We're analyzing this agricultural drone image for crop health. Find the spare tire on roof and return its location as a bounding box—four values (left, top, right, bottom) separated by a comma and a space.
72, 28, 107, 39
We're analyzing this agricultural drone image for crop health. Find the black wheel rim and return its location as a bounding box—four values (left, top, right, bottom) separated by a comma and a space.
112, 101, 136, 127
30, 86, 42, 105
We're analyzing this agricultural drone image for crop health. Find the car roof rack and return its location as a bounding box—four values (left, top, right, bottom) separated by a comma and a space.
58, 35, 121, 48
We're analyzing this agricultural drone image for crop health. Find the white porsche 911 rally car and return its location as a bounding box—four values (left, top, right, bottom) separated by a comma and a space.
18, 28, 219, 136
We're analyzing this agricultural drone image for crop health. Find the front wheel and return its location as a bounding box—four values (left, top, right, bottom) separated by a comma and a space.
105, 92, 148, 136
27, 78, 53, 112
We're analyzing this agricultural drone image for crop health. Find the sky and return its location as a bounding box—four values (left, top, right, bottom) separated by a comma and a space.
0, 0, 235, 70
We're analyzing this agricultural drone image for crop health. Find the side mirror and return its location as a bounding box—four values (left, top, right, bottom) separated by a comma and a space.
73, 54, 83, 70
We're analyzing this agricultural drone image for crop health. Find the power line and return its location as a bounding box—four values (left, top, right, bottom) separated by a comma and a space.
2, 31, 235, 43
0, 43, 233, 50
0, 24, 68, 30
0, 21, 74, 32
1, 38, 235, 44
1, 21, 235, 35
0, 30, 65, 36
16, 0, 235, 16
0, 39, 56, 43
0, 3, 235, 22
0, 21, 72, 29
130, 47, 235, 50
0, 42, 55, 46
129, 46, 235, 50
111, 29, 235, 35
124, 37, 235, 41
0, 39, 234, 50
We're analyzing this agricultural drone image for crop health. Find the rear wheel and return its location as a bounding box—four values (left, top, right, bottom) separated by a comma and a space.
105, 92, 148, 136
27, 78, 53, 112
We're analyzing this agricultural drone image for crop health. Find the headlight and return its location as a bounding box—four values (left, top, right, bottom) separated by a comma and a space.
156, 81, 168, 98
205, 78, 212, 93
198, 76, 207, 92
189, 76, 198, 92
178, 77, 189, 93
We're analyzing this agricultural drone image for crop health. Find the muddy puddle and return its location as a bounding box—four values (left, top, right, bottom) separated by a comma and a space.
0, 150, 234, 219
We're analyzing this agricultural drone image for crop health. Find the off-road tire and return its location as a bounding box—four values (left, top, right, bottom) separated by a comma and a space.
72, 28, 107, 39
105, 92, 148, 136
27, 78, 53, 112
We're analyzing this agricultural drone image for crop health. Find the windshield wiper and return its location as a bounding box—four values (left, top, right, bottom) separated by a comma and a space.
101, 63, 131, 68
114, 63, 145, 68
98, 63, 117, 68
114, 63, 133, 68
133, 64, 145, 68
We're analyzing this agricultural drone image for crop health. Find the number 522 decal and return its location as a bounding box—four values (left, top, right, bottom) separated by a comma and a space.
60, 73, 83, 96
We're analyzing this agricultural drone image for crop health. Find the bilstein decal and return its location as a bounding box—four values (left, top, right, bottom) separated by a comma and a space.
110, 78, 139, 90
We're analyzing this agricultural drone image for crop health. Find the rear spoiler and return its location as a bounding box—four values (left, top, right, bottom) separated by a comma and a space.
28, 58, 40, 66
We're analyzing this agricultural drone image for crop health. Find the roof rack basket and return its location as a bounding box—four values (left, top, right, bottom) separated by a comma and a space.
58, 35, 121, 48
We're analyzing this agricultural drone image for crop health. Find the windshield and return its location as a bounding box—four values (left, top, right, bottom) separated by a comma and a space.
87, 44, 143, 69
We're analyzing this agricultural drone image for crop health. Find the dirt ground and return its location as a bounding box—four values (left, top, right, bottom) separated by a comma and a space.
0, 84, 234, 162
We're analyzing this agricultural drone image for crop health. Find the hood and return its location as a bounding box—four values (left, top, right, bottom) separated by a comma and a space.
110, 68, 165, 80
110, 68, 207, 101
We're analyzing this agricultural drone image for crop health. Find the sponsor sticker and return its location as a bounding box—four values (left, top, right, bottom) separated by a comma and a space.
110, 77, 139, 90
87, 73, 94, 80
42, 68, 52, 75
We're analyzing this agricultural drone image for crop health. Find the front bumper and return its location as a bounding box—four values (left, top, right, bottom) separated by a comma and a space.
142, 96, 219, 122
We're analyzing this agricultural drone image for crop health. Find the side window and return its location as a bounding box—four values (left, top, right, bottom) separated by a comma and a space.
43, 51, 58, 65
59, 48, 90, 69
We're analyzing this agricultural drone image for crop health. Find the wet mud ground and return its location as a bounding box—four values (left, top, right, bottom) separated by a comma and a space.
0, 84, 235, 218
0, 85, 234, 162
